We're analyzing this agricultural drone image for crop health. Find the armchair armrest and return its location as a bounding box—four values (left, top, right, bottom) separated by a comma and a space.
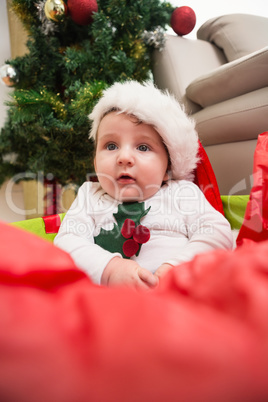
186, 47, 268, 107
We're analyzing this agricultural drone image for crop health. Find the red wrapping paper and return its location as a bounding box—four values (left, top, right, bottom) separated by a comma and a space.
43, 213, 62, 234
237, 132, 268, 246
194, 141, 224, 215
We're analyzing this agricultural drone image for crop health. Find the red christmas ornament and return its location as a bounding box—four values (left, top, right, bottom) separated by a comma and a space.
133, 225, 150, 244
121, 219, 136, 239
171, 6, 196, 36
122, 239, 140, 258
67, 0, 98, 25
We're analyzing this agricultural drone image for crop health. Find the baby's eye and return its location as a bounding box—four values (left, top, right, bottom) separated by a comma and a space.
138, 144, 150, 152
106, 143, 117, 151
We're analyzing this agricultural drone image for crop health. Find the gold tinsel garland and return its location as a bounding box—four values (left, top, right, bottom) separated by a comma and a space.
11, 89, 67, 120
10, 0, 35, 31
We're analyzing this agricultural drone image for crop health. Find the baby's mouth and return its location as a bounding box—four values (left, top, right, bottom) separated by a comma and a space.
117, 174, 136, 184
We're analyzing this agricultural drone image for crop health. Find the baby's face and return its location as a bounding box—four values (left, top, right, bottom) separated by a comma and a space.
94, 112, 169, 202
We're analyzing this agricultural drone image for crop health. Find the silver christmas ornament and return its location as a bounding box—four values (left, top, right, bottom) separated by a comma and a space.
142, 26, 166, 51
0, 64, 18, 86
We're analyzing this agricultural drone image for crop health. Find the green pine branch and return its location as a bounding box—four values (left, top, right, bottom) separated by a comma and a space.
0, 0, 174, 187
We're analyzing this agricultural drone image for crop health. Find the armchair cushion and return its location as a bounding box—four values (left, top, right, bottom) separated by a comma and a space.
197, 14, 268, 62
186, 47, 268, 107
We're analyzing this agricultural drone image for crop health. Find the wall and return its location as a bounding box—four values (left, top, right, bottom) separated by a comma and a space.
0, 1, 25, 222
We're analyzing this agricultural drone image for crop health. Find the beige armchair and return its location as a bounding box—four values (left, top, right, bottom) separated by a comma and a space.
153, 14, 268, 195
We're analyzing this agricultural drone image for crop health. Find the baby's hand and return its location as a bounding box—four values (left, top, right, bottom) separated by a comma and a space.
154, 263, 173, 280
101, 257, 159, 290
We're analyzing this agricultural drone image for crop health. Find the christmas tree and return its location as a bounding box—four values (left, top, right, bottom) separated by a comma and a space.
0, 0, 173, 198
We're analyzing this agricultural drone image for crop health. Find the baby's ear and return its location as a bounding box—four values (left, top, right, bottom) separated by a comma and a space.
163, 167, 171, 182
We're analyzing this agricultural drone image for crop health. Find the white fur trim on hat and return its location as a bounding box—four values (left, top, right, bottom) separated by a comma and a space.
89, 80, 199, 181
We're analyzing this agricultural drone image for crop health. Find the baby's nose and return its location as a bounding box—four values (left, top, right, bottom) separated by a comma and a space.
117, 147, 134, 165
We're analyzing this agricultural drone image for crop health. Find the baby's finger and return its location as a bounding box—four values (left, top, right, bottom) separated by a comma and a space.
138, 268, 159, 288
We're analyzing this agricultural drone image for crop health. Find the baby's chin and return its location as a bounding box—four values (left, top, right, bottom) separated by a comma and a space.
101, 180, 163, 202
108, 187, 161, 203
113, 194, 145, 203
110, 185, 145, 203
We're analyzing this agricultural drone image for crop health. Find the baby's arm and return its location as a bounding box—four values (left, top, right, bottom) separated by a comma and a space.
160, 182, 233, 269
54, 183, 121, 284
154, 182, 233, 279
102, 257, 159, 290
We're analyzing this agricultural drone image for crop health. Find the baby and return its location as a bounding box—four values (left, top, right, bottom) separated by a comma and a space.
54, 81, 233, 289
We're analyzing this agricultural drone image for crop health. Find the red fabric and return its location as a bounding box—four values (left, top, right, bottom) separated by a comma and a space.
43, 214, 62, 234
121, 218, 136, 238
122, 238, 139, 257
194, 141, 224, 215
236, 132, 268, 246
133, 224, 150, 243
1, 221, 268, 402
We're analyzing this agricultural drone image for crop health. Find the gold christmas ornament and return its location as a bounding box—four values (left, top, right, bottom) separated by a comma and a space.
0, 64, 18, 87
44, 0, 67, 22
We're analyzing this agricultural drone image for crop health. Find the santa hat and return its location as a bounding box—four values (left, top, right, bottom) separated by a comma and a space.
89, 81, 199, 181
